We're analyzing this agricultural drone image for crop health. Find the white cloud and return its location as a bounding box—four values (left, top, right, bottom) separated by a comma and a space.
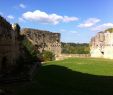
92, 23, 113, 32
22, 10, 78, 25
63, 16, 79, 22
19, 3, 26, 8
59, 29, 78, 34
78, 18, 100, 28
19, 17, 25, 22
7, 15, 14, 19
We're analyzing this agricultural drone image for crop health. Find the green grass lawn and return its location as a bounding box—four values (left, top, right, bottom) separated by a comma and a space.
6, 58, 113, 95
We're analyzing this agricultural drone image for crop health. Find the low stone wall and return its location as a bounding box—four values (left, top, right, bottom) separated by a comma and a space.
56, 54, 90, 60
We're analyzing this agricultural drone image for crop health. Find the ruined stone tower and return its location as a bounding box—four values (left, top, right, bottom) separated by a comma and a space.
90, 28, 113, 59
0, 16, 20, 73
21, 28, 61, 57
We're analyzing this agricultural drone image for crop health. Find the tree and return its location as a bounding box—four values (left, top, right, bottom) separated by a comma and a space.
61, 42, 90, 54
41, 50, 55, 61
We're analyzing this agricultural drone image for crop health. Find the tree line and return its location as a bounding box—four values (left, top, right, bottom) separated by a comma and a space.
61, 42, 90, 54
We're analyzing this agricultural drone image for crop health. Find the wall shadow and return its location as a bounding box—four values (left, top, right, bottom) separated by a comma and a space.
2, 63, 113, 95
15, 64, 113, 95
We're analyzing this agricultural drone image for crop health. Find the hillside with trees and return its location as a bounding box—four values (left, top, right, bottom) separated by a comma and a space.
61, 42, 90, 54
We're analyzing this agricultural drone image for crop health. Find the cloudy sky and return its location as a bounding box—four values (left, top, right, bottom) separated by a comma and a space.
0, 0, 113, 43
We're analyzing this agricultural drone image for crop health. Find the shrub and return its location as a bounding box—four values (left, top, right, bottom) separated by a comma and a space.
41, 50, 55, 62
21, 37, 55, 62
21, 38, 38, 62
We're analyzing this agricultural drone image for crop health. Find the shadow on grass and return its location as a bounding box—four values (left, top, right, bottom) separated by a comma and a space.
9, 64, 113, 95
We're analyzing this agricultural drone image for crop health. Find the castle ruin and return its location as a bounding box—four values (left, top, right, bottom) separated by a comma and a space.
0, 15, 61, 74
21, 28, 61, 57
90, 29, 113, 59
0, 16, 20, 74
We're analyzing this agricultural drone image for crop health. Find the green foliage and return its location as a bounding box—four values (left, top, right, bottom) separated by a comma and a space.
13, 23, 21, 34
22, 38, 37, 61
105, 28, 113, 33
61, 42, 90, 54
41, 50, 55, 61
22, 38, 55, 62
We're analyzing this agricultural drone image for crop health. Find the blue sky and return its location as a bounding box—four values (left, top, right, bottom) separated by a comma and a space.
0, 0, 113, 43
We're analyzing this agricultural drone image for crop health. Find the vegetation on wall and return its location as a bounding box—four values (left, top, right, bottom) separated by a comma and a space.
22, 38, 55, 62
105, 28, 113, 33
22, 38, 38, 61
61, 42, 90, 54
13, 23, 21, 36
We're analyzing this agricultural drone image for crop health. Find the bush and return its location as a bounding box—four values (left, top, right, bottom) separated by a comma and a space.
21, 38, 38, 62
41, 50, 55, 62
22, 38, 55, 62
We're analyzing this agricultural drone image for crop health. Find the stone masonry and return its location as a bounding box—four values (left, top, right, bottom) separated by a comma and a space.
90, 30, 113, 59
0, 16, 20, 73
21, 28, 61, 57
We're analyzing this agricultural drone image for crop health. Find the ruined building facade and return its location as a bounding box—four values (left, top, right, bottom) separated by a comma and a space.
0, 16, 20, 73
21, 28, 61, 57
90, 29, 113, 59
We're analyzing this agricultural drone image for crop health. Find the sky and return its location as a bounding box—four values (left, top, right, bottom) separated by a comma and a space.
0, 0, 113, 43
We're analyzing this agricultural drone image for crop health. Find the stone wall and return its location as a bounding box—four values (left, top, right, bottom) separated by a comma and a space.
21, 28, 61, 57
56, 54, 90, 60
0, 17, 20, 73
90, 30, 113, 59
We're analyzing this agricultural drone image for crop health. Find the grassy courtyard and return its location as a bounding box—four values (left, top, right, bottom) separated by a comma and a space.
12, 58, 113, 95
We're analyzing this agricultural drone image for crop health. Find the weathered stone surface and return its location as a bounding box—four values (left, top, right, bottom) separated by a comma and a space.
21, 28, 61, 57
90, 30, 113, 59
0, 16, 20, 74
